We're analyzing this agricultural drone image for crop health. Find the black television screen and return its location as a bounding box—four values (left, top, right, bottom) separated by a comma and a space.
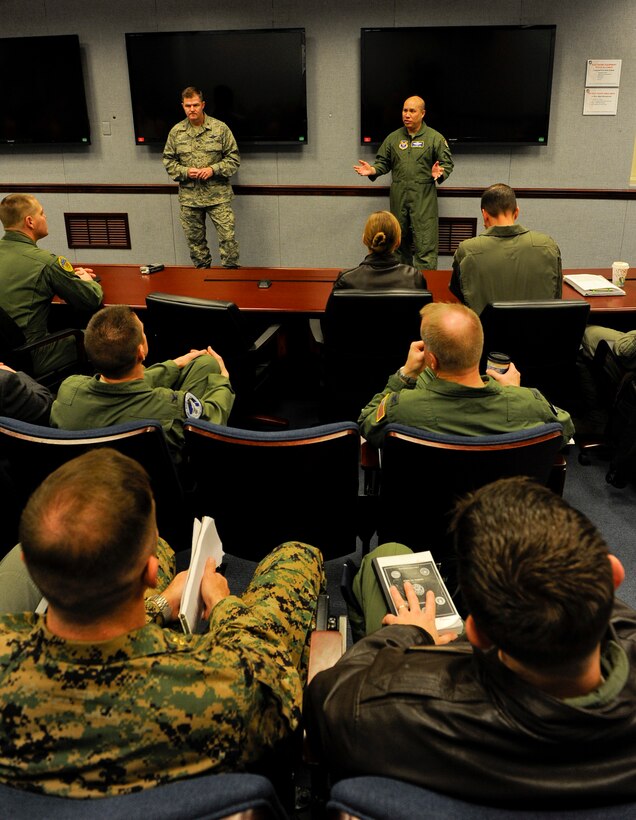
361, 26, 556, 146
125, 29, 307, 146
0, 34, 90, 145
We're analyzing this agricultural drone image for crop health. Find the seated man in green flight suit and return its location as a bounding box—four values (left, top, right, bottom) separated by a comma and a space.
50, 304, 235, 459
358, 301, 573, 450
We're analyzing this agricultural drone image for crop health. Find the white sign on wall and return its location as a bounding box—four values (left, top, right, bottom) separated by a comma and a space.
585, 59, 622, 87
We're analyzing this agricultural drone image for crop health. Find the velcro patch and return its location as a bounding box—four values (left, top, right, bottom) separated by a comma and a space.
376, 394, 390, 422
57, 256, 74, 272
184, 392, 203, 419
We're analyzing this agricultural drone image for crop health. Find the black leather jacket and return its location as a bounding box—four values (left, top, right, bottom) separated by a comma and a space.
305, 600, 636, 808
333, 252, 427, 291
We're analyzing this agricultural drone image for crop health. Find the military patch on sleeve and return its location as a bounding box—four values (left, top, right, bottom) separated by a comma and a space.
184, 392, 203, 419
376, 393, 392, 422
57, 256, 74, 272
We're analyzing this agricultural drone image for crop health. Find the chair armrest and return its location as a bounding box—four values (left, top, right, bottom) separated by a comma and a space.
361, 439, 381, 496
14, 328, 85, 359
309, 317, 324, 345
308, 630, 345, 683
250, 323, 282, 352
548, 453, 567, 496
360, 439, 379, 470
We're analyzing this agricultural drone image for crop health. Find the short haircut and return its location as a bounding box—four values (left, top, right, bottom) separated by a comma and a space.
481, 183, 517, 217
0, 193, 39, 229
451, 477, 614, 672
85, 305, 143, 379
20, 449, 156, 624
363, 211, 401, 254
419, 302, 483, 371
182, 86, 204, 101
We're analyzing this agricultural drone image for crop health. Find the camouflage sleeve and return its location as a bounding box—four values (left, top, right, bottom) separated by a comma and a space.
163, 127, 190, 182
358, 372, 409, 448
143, 537, 176, 624
207, 542, 325, 732
212, 124, 240, 179
43, 257, 103, 310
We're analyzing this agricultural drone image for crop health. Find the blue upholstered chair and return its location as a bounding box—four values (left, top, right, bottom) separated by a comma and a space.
327, 776, 633, 820
183, 420, 363, 560
0, 772, 287, 819
0, 416, 190, 550
372, 422, 566, 578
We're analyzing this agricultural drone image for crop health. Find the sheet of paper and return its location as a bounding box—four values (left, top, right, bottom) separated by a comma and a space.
179, 517, 224, 634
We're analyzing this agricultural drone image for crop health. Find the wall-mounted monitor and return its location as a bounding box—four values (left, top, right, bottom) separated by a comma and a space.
361, 26, 557, 146
0, 34, 90, 145
125, 28, 307, 146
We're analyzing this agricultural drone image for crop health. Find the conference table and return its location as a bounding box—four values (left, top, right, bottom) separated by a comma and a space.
70, 264, 636, 326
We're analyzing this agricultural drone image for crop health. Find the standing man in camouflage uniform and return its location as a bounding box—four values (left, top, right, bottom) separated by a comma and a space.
0, 448, 324, 797
163, 86, 240, 269
354, 96, 453, 270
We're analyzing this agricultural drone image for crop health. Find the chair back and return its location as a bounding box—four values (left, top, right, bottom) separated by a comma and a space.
184, 420, 360, 560
479, 300, 590, 408
0, 305, 29, 370
377, 422, 564, 570
145, 292, 270, 402
328, 776, 633, 820
322, 289, 433, 421
0, 772, 287, 819
0, 417, 189, 549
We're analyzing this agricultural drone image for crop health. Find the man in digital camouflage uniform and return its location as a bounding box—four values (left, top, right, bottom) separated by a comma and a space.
354, 96, 453, 270
50, 305, 235, 459
358, 302, 573, 449
0, 448, 324, 797
163, 86, 240, 269
0, 194, 103, 376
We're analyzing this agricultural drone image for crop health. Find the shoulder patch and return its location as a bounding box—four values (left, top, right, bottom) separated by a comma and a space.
376, 392, 399, 422
57, 256, 74, 272
184, 391, 203, 419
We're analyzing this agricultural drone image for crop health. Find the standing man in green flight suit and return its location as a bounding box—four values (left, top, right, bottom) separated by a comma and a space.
354, 96, 453, 270
163, 86, 241, 269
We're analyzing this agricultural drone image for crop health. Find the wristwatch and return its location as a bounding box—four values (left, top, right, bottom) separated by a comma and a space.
397, 367, 417, 386
146, 593, 172, 626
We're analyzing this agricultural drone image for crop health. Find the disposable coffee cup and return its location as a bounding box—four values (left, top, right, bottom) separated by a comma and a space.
612, 261, 629, 287
487, 352, 510, 374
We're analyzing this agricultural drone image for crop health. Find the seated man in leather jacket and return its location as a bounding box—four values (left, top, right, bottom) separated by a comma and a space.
305, 477, 636, 808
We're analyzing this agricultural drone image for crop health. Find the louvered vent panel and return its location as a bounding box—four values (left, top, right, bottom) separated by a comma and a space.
64, 213, 131, 249
438, 217, 477, 255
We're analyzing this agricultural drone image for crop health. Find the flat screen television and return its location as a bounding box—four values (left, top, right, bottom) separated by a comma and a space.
361, 26, 556, 146
0, 34, 90, 145
125, 28, 307, 146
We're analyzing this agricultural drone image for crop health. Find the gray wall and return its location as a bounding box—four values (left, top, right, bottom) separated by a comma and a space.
1, 0, 634, 270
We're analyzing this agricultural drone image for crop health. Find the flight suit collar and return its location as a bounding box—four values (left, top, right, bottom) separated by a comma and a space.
1, 230, 37, 247
482, 224, 529, 238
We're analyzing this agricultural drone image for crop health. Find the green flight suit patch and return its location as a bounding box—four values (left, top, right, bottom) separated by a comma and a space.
57, 256, 74, 272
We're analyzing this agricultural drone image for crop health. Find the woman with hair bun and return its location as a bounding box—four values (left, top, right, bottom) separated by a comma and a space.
333, 211, 427, 290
